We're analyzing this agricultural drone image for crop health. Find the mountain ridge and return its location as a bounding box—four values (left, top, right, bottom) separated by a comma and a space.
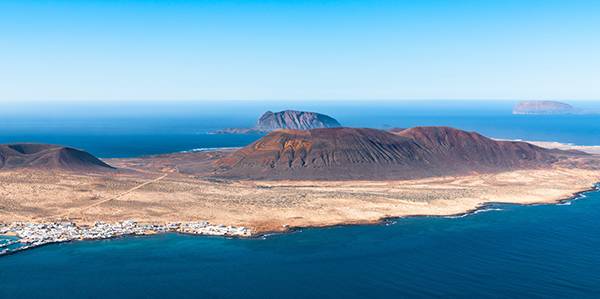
214, 126, 577, 180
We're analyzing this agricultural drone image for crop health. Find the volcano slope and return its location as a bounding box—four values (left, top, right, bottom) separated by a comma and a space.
214, 127, 580, 180
0, 143, 114, 172
2, 130, 599, 235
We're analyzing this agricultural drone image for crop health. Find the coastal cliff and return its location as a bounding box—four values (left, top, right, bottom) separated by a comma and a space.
256, 110, 341, 131
215, 110, 341, 134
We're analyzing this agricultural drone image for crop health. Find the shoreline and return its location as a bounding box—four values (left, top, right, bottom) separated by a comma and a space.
274, 181, 600, 236
0, 221, 251, 256
494, 139, 600, 155
2, 164, 599, 256
4, 181, 597, 257
187, 180, 600, 236
250, 175, 600, 235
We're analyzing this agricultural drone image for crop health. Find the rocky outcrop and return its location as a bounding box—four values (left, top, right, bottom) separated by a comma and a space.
214, 126, 576, 180
256, 110, 341, 131
215, 110, 341, 134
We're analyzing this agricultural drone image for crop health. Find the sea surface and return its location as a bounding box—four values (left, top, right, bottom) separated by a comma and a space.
1, 100, 599, 157
1, 100, 600, 298
1, 188, 600, 298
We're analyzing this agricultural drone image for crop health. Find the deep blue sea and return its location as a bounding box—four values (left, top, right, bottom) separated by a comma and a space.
1, 100, 599, 158
1, 100, 600, 298
1, 190, 600, 298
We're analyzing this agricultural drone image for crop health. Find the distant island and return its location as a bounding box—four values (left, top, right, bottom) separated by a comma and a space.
214, 110, 341, 134
513, 100, 577, 115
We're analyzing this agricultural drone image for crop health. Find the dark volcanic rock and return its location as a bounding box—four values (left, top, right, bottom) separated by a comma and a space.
394, 126, 559, 169
213, 110, 341, 135
256, 110, 341, 131
513, 101, 576, 115
214, 126, 573, 180
0, 143, 114, 172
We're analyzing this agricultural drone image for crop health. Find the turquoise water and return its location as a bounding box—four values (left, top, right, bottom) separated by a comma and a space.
1, 189, 599, 298
1, 101, 600, 298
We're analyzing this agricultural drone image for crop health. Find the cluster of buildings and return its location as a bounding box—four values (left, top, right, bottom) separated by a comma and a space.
0, 220, 251, 256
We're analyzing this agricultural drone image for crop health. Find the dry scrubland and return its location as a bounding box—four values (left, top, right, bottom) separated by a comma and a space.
1, 165, 598, 234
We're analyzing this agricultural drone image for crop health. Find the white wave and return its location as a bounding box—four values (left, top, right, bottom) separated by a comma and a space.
556, 186, 600, 206
558, 193, 589, 206
444, 207, 504, 219
180, 147, 240, 153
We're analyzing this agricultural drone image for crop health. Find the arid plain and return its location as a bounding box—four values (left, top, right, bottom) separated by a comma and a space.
1, 151, 598, 234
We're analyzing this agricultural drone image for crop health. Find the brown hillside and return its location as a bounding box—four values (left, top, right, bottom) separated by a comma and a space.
0, 143, 114, 172
215, 127, 573, 180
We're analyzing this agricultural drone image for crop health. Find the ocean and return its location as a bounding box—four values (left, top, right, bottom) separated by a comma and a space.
1, 189, 600, 298
1, 100, 599, 158
1, 100, 600, 298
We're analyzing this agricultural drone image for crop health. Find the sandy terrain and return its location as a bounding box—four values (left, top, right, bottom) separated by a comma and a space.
495, 139, 600, 155
1, 165, 598, 234
528, 141, 600, 155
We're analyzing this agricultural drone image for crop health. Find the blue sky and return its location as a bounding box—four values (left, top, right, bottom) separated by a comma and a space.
1, 0, 599, 101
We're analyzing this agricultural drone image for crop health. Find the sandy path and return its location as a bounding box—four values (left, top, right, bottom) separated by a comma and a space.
60, 173, 169, 218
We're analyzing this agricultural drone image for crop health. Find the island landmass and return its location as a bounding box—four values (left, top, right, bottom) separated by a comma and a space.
2, 126, 600, 255
214, 110, 341, 134
513, 100, 577, 115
